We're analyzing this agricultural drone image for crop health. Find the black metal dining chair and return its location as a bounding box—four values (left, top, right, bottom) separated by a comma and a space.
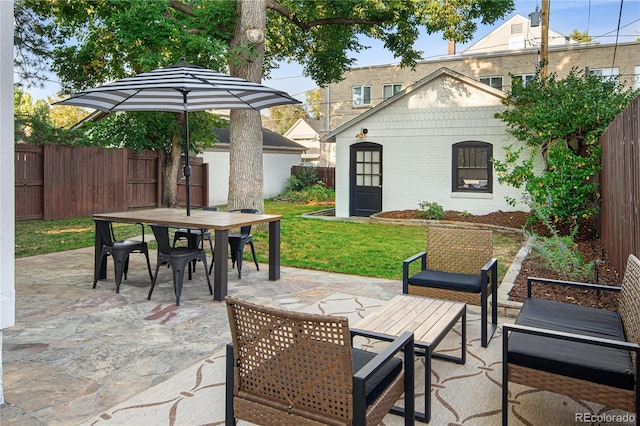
172, 206, 218, 275
228, 208, 259, 279
93, 219, 153, 293
148, 224, 212, 306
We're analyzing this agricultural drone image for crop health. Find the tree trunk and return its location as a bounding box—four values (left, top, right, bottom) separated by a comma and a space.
162, 124, 183, 208
227, 0, 266, 213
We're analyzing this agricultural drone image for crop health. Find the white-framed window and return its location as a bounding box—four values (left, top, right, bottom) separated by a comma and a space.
352, 85, 372, 107
590, 67, 619, 81
479, 76, 503, 90
382, 83, 402, 100
511, 73, 535, 95
452, 141, 493, 193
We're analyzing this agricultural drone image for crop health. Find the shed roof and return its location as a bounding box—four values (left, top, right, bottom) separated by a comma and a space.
321, 67, 506, 142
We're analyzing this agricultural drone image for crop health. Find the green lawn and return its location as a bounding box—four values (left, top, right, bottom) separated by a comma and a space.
15, 200, 524, 282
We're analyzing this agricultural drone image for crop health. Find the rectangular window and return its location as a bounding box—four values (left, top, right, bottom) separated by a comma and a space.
355, 150, 381, 187
382, 83, 402, 100
590, 67, 619, 82
511, 74, 535, 95
479, 76, 503, 90
452, 142, 492, 193
352, 85, 372, 107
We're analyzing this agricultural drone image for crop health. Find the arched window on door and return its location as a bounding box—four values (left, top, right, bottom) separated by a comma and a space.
452, 141, 493, 193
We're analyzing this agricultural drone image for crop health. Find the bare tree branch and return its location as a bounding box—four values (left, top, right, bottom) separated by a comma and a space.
266, 0, 383, 31
169, 0, 197, 17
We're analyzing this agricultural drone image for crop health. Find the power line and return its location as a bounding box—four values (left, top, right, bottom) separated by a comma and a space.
612, 0, 624, 70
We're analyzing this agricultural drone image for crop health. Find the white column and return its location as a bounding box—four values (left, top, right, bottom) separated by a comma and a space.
0, 0, 16, 405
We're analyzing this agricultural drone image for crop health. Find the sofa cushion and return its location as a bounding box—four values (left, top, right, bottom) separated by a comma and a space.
351, 348, 403, 406
408, 269, 482, 293
509, 298, 634, 389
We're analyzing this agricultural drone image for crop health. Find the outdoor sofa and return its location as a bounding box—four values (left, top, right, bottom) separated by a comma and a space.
502, 254, 640, 424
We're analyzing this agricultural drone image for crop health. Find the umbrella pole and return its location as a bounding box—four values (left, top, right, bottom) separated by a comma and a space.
182, 91, 191, 216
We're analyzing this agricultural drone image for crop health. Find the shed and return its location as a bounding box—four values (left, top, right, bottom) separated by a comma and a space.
322, 67, 538, 217
201, 123, 306, 206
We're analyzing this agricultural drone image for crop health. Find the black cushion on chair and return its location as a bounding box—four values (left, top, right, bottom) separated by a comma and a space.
351, 347, 403, 406
408, 270, 483, 293
509, 298, 634, 389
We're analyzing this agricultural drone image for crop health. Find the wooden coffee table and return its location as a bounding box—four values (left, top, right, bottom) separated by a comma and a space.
353, 295, 466, 423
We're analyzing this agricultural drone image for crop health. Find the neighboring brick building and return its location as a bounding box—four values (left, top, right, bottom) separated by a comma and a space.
320, 14, 640, 131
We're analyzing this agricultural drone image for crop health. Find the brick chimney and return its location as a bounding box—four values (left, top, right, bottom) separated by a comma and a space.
448, 40, 456, 55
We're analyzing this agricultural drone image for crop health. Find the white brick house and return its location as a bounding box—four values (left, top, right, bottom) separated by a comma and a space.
323, 68, 539, 218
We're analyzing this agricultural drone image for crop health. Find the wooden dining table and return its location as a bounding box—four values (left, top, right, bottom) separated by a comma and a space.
93, 208, 282, 301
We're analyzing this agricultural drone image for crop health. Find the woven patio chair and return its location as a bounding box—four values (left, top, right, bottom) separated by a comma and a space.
502, 254, 640, 424
402, 226, 497, 347
225, 296, 416, 426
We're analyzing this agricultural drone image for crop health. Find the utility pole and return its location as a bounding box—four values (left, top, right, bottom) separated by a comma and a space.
541, 0, 549, 77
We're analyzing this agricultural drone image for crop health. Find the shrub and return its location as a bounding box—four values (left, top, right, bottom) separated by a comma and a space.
416, 201, 445, 220
280, 182, 335, 204
529, 204, 595, 282
289, 166, 319, 190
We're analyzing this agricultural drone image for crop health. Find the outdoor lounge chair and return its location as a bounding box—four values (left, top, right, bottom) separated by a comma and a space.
225, 296, 416, 426
93, 219, 153, 293
148, 224, 212, 306
502, 254, 640, 424
402, 226, 498, 347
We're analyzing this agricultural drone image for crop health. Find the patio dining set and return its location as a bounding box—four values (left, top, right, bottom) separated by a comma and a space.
92, 207, 282, 305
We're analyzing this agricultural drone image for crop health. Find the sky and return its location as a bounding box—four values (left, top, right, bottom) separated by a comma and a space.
261, 0, 640, 102
24, 0, 640, 103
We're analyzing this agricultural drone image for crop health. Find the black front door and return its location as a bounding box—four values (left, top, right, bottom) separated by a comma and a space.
350, 143, 382, 217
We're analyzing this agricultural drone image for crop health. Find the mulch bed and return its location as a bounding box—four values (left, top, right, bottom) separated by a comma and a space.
376, 210, 621, 310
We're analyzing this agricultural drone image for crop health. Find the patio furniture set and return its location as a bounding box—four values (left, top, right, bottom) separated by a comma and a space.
94, 216, 639, 424
93, 207, 281, 304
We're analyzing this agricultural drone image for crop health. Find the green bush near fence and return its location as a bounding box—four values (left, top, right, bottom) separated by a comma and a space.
286, 166, 320, 191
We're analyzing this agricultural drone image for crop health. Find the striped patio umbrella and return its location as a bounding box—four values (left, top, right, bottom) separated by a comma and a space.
56, 59, 300, 214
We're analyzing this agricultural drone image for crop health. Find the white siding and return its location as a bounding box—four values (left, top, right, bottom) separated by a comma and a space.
201, 149, 302, 206
335, 73, 537, 217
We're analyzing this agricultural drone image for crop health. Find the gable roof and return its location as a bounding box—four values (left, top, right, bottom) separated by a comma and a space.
321, 67, 506, 142
283, 117, 323, 139
211, 121, 306, 152
462, 13, 576, 55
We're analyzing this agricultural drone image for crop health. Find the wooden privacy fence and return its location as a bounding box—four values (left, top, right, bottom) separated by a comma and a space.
600, 94, 640, 277
291, 165, 335, 188
15, 144, 208, 221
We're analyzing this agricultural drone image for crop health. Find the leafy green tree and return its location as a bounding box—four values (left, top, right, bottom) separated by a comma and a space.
269, 104, 308, 134
569, 29, 592, 42
14, 87, 87, 145
16, 0, 515, 211
305, 88, 320, 120
17, 0, 234, 206
48, 100, 90, 130
493, 67, 638, 225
